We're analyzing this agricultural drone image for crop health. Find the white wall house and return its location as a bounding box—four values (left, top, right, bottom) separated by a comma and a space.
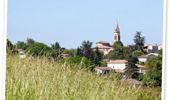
107, 60, 127, 73
138, 55, 148, 63
95, 67, 113, 74
18, 49, 26, 59
95, 59, 146, 74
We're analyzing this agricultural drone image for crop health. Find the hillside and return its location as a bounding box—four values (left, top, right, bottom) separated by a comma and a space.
6, 55, 161, 100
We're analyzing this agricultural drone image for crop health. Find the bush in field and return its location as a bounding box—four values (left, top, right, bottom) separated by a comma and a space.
63, 56, 91, 69
142, 56, 162, 87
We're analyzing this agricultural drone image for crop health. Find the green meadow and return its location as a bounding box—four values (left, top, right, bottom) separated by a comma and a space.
6, 55, 161, 100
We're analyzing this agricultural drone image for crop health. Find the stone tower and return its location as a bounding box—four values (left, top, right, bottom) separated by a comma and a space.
113, 23, 120, 44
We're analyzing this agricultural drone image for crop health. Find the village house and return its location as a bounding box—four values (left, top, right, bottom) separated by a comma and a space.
17, 49, 26, 59
107, 60, 127, 73
95, 59, 146, 75
138, 53, 159, 63
138, 55, 148, 63
144, 44, 162, 53
95, 66, 113, 74
136, 64, 146, 74
96, 41, 113, 55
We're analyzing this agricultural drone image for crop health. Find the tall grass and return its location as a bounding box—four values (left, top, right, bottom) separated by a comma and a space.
6, 55, 161, 100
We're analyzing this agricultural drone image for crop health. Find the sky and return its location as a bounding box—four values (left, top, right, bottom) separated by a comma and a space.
7, 0, 163, 49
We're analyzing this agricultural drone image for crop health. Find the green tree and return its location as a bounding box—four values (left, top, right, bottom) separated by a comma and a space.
7, 39, 14, 50
132, 50, 144, 57
26, 38, 35, 46
51, 42, 60, 50
49, 42, 63, 60
133, 31, 145, 51
80, 40, 93, 59
7, 39, 16, 54
75, 47, 83, 56
142, 56, 162, 87
92, 47, 103, 66
63, 49, 75, 57
112, 41, 123, 50
16, 41, 27, 50
122, 47, 134, 60
26, 42, 50, 56
125, 56, 139, 79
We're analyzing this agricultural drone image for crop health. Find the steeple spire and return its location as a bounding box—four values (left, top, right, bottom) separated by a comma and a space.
113, 23, 121, 44
115, 23, 120, 33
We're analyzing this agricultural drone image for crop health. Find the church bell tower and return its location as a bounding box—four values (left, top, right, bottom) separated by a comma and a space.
113, 23, 120, 44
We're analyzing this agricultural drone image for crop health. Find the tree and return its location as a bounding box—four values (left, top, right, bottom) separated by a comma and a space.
106, 48, 124, 60
7, 39, 16, 54
26, 42, 50, 56
132, 50, 144, 57
93, 47, 103, 66
49, 42, 63, 60
7, 39, 14, 50
80, 40, 93, 59
16, 41, 27, 49
122, 47, 134, 60
63, 49, 75, 57
142, 56, 162, 87
51, 42, 60, 50
133, 31, 145, 51
26, 38, 35, 46
112, 41, 123, 50
125, 56, 139, 79
75, 47, 82, 56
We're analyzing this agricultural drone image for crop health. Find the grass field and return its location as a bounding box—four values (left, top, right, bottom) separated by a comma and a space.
6, 55, 161, 100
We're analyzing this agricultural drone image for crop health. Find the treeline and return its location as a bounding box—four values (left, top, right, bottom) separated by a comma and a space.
7, 31, 162, 87
7, 38, 104, 71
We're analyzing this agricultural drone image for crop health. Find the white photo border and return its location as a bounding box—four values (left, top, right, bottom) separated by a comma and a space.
0, 0, 169, 100
0, 0, 7, 100
162, 0, 170, 100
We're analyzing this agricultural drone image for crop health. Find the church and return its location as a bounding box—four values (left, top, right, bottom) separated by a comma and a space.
96, 24, 121, 55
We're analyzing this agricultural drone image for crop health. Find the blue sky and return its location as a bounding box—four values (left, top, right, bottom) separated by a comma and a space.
7, 0, 163, 49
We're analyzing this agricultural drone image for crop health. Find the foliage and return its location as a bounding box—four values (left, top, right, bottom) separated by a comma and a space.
132, 50, 144, 57
125, 56, 139, 79
112, 41, 123, 50
16, 41, 27, 49
80, 40, 93, 59
106, 46, 133, 60
26, 42, 51, 56
142, 56, 162, 87
51, 42, 60, 50
26, 38, 35, 46
63, 49, 75, 57
7, 39, 14, 50
92, 47, 103, 66
48, 42, 63, 60
64, 56, 91, 69
158, 49, 162, 55
133, 31, 145, 51
75, 47, 83, 56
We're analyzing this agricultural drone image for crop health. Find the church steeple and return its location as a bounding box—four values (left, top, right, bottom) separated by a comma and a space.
115, 23, 120, 33
113, 23, 121, 44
